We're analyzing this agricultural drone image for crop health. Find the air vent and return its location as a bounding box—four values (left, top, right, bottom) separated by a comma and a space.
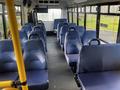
39, 0, 59, 4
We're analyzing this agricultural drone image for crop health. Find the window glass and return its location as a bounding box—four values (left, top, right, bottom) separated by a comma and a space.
37, 9, 61, 21
78, 7, 81, 12
82, 7, 84, 13
69, 12, 72, 23
110, 5, 120, 13
91, 6, 97, 13
86, 6, 90, 13
99, 15, 119, 43
5, 6, 21, 13
5, 14, 22, 38
0, 4, 2, 14
15, 6, 21, 13
73, 12, 77, 24
79, 13, 84, 27
0, 15, 4, 39
75, 8, 77, 12
86, 14, 96, 30
101, 5, 108, 13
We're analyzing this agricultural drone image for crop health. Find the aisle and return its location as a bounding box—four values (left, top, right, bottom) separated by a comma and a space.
47, 36, 79, 90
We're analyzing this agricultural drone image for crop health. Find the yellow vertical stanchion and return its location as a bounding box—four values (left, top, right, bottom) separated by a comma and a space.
5, 0, 28, 90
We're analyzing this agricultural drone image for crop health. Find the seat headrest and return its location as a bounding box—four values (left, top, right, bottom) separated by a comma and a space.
66, 29, 80, 40
69, 27, 76, 31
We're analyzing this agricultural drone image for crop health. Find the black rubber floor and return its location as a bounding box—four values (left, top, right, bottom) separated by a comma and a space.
47, 36, 79, 90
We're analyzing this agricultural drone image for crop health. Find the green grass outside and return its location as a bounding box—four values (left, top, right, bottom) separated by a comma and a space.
79, 14, 84, 27
100, 15, 119, 32
78, 14, 119, 32
86, 14, 96, 30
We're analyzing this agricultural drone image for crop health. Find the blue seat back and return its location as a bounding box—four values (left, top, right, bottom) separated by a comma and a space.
53, 19, 67, 29
29, 32, 46, 51
57, 22, 68, 38
65, 28, 81, 54
22, 23, 33, 36
19, 31, 28, 44
60, 25, 69, 45
23, 39, 45, 53
29, 30, 46, 41
75, 26, 85, 38
23, 40, 47, 71
82, 30, 96, 45
37, 23, 46, 31
33, 25, 46, 36
0, 40, 17, 73
69, 23, 76, 27
78, 44, 120, 73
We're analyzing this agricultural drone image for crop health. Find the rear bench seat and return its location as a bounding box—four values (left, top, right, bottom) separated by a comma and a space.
23, 39, 49, 90
0, 40, 18, 81
53, 18, 67, 32
77, 44, 120, 90
64, 27, 82, 72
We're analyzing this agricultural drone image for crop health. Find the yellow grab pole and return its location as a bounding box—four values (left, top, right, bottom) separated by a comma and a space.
2, 88, 18, 90
5, 0, 28, 90
0, 81, 13, 88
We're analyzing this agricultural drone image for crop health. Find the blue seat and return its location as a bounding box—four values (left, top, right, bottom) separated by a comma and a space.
60, 25, 69, 49
33, 25, 46, 37
69, 23, 76, 27
22, 23, 33, 37
29, 31, 47, 52
23, 39, 49, 90
75, 26, 85, 38
64, 27, 82, 72
37, 23, 46, 32
19, 30, 28, 44
82, 30, 96, 45
57, 22, 68, 42
53, 19, 67, 31
77, 44, 120, 90
0, 40, 18, 81
33, 26, 46, 42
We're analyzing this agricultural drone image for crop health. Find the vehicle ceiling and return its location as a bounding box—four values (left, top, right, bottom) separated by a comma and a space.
0, 0, 119, 8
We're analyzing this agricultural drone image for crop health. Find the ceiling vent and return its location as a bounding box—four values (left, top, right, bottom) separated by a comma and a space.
39, 0, 60, 5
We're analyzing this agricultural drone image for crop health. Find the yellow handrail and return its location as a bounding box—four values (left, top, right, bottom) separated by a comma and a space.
0, 81, 13, 88
4, 0, 28, 90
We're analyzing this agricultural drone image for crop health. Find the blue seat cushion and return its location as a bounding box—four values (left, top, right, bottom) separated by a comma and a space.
0, 72, 18, 81
78, 71, 120, 90
27, 70, 49, 90
24, 51, 47, 71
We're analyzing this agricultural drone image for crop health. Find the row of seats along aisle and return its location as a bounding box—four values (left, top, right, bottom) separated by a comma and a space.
54, 18, 120, 90
0, 22, 49, 90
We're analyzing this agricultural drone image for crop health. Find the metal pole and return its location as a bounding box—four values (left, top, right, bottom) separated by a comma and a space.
5, 0, 28, 90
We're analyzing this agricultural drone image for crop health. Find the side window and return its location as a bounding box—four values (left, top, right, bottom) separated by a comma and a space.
99, 5, 120, 43
0, 4, 4, 39
78, 7, 84, 27
5, 5, 22, 38
73, 8, 77, 24
86, 14, 97, 30
99, 15, 119, 43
